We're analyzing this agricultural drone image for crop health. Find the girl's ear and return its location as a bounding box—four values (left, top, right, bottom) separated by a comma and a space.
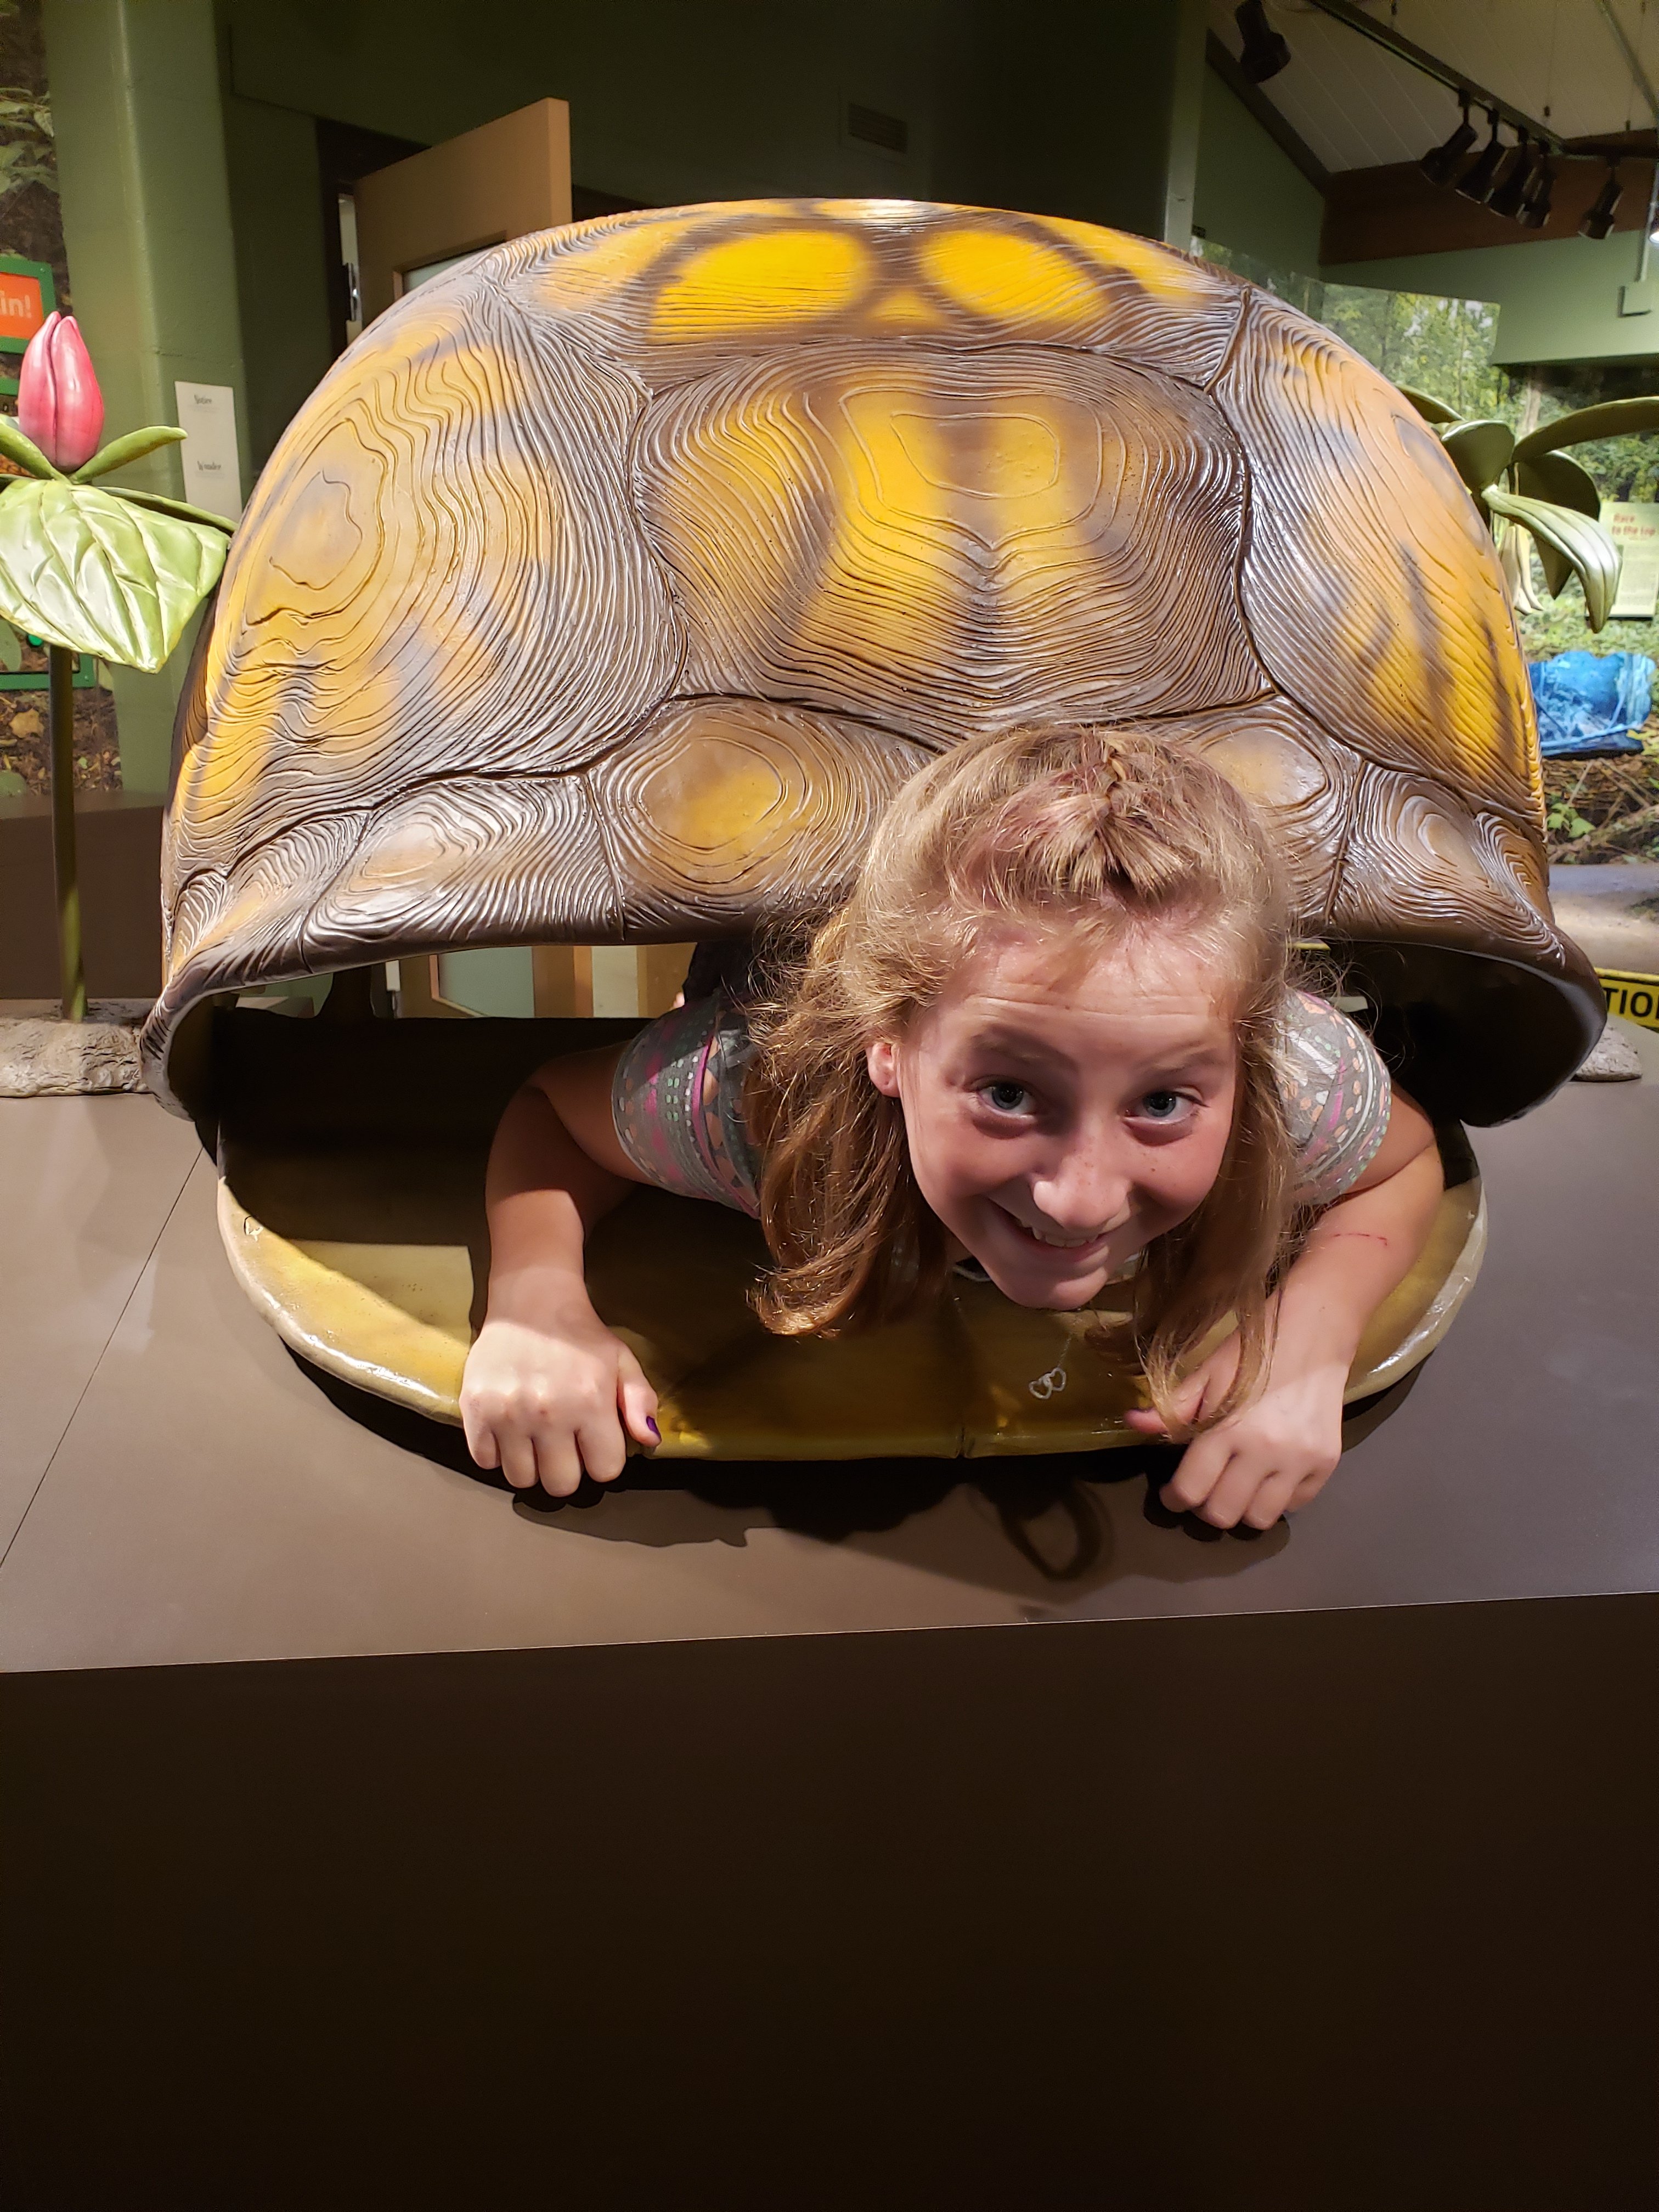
866, 1037, 901, 1097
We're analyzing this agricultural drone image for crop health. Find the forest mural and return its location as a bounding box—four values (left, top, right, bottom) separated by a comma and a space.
0, 0, 119, 798
1204, 240, 1659, 660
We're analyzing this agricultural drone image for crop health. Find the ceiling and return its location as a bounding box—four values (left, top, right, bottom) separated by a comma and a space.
1207, 1, 1659, 171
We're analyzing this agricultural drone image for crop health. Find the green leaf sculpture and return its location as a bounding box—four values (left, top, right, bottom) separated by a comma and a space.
1512, 398, 1659, 460
0, 415, 57, 479
1396, 384, 1459, 426
2, 311, 234, 1020
1514, 449, 1601, 521
70, 424, 186, 484
1440, 418, 1515, 496
0, 479, 228, 674
93, 484, 239, 531
1398, 383, 1659, 635
1485, 488, 1622, 630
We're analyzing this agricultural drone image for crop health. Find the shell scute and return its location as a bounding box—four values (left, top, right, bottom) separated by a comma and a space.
639, 345, 1265, 747
168, 809, 375, 998
176, 280, 682, 879
1333, 766, 1560, 964
1217, 294, 1543, 826
509, 200, 1246, 386
592, 697, 936, 935
303, 778, 614, 962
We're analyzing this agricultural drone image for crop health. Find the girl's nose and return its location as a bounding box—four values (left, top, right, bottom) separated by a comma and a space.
1029, 1143, 1132, 1234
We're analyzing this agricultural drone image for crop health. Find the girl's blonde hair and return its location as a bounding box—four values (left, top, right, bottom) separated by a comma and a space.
744, 724, 1300, 1432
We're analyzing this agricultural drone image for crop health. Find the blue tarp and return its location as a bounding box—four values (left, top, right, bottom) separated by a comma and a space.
1528, 650, 1653, 758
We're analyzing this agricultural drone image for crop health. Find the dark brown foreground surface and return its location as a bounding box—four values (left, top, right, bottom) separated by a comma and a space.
2, 1029, 1657, 2207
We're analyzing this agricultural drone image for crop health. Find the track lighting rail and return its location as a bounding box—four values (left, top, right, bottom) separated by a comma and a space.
1301, 0, 1563, 153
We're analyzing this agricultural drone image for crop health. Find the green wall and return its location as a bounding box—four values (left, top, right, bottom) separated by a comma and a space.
222, 0, 951, 475
219, 87, 335, 481
932, 0, 1206, 246
1194, 67, 1323, 273
1323, 231, 1659, 368
224, 0, 945, 206
42, 0, 250, 794
221, 0, 1212, 477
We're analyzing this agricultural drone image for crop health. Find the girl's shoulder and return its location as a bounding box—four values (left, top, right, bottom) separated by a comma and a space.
1278, 989, 1392, 1209
610, 992, 761, 1217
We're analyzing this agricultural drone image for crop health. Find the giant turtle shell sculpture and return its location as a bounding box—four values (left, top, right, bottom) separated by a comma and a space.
141, 199, 1599, 1458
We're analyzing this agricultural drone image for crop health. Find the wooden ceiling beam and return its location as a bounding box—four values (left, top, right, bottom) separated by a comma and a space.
1322, 149, 1657, 265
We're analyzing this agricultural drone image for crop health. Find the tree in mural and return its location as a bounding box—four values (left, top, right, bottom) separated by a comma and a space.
1324, 289, 1506, 422
0, 313, 232, 1019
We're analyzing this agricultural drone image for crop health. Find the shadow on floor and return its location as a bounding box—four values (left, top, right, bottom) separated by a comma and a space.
294, 1352, 1423, 1601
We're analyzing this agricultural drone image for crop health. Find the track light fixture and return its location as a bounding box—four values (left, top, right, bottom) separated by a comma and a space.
1235, 0, 1290, 86
1579, 161, 1624, 239
1487, 133, 1536, 221
1518, 158, 1556, 229
1455, 111, 1508, 203
1420, 100, 1477, 188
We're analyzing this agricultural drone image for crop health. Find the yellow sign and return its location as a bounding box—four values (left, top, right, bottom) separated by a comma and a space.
1598, 968, 1659, 1030
1603, 501, 1659, 619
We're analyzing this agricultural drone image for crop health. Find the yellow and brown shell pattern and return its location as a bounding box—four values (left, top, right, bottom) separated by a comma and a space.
143, 199, 1599, 1116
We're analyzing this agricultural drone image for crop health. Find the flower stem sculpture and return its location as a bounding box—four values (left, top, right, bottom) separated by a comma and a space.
0, 314, 233, 1020
1401, 385, 1659, 631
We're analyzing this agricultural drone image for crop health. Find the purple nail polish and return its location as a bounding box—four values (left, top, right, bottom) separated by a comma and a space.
646, 1417, 661, 1443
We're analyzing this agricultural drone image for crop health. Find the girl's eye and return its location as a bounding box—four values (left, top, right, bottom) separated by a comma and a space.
982, 1081, 1033, 1114
1137, 1089, 1188, 1122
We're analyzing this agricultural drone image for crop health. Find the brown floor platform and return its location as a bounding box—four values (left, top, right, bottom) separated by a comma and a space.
4, 1039, 1658, 2207
1, 1044, 1654, 1669
1548, 856, 1659, 972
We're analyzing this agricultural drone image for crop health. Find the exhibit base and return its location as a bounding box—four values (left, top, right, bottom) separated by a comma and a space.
208, 1008, 1484, 1455
2, 1025, 1657, 2206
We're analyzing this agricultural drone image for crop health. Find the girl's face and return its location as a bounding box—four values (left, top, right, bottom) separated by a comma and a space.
866, 922, 1240, 1310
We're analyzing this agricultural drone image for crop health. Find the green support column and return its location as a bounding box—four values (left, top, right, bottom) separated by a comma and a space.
934, 0, 1207, 246
41, 0, 247, 795
1156, 0, 1207, 250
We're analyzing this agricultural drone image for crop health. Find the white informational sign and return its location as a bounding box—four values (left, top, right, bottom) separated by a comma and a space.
1602, 500, 1659, 619
400, 251, 482, 294
173, 380, 244, 522
589, 946, 644, 1018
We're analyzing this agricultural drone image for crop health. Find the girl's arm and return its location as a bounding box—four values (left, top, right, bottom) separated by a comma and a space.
1125, 1088, 1444, 1529
460, 1045, 661, 1496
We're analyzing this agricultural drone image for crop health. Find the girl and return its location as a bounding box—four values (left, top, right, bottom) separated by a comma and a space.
461, 726, 1445, 1528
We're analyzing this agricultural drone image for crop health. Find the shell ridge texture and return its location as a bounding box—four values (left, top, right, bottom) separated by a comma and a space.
577, 763, 630, 939
635, 337, 1265, 745
145, 198, 1589, 1126
1218, 294, 1542, 824
179, 276, 682, 885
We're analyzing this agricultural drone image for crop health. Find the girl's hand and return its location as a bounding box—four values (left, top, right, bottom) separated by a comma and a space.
1121, 1091, 1443, 1532
460, 1301, 659, 1497
1122, 1332, 1346, 1530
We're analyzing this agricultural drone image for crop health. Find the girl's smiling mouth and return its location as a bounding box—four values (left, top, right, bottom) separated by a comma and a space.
992, 1201, 1124, 1252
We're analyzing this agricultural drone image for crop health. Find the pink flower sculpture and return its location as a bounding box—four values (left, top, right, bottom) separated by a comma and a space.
17, 312, 104, 471
0, 311, 229, 1025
